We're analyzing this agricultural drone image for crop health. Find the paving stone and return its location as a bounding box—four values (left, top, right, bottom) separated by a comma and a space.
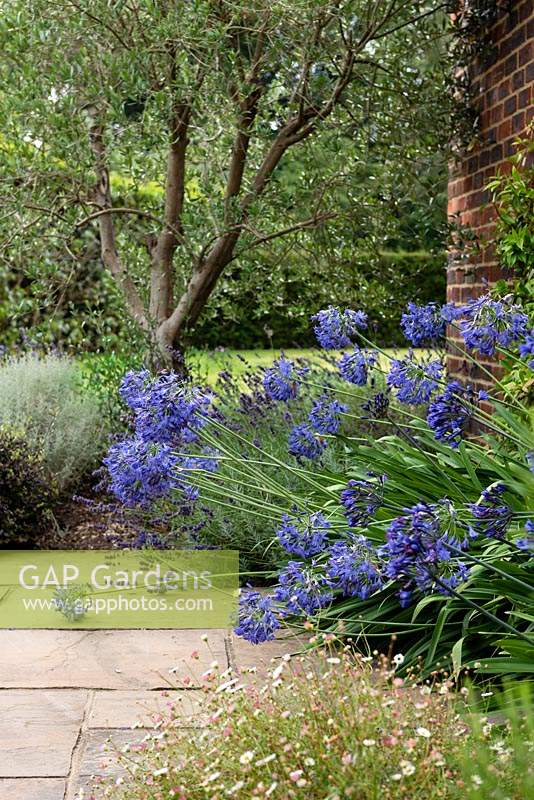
0, 690, 87, 777
0, 629, 229, 689
230, 632, 310, 679
0, 778, 66, 800
77, 729, 154, 777
88, 689, 205, 728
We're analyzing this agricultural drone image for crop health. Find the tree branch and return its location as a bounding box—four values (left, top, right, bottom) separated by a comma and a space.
86, 113, 148, 330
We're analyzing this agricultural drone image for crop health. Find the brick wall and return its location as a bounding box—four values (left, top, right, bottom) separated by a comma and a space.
447, 0, 533, 389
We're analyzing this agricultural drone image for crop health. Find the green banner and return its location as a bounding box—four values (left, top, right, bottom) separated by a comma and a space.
0, 550, 238, 629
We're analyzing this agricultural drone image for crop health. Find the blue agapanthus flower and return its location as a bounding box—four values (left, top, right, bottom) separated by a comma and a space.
379, 501, 469, 604
340, 474, 386, 528
308, 394, 348, 434
104, 437, 179, 508
517, 519, 534, 554
519, 329, 534, 369
362, 391, 390, 419
401, 302, 446, 346
338, 347, 378, 386
467, 483, 512, 541
387, 354, 443, 405
459, 294, 529, 356
119, 370, 211, 445
274, 561, 333, 616
311, 306, 368, 349
234, 590, 280, 643
326, 536, 383, 599
276, 510, 330, 557
427, 381, 475, 448
441, 302, 463, 323
263, 357, 302, 401
288, 424, 327, 460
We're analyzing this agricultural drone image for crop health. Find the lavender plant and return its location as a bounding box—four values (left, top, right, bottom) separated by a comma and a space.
102, 295, 534, 677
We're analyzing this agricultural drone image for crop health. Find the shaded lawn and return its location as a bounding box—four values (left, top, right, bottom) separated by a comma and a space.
188, 346, 423, 384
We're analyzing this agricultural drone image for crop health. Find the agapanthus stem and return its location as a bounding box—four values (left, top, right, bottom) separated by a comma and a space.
433, 576, 533, 645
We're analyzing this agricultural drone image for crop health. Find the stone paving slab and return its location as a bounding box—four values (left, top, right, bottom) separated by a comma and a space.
0, 778, 66, 800
88, 689, 205, 729
77, 729, 153, 778
0, 629, 228, 689
0, 689, 87, 777
229, 631, 309, 678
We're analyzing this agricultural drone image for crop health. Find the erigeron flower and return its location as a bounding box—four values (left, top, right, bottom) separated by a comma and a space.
239, 750, 254, 765
289, 770, 304, 782
400, 760, 416, 776
416, 726, 431, 738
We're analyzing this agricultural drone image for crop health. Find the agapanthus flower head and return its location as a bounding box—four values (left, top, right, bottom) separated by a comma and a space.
467, 483, 512, 541
263, 357, 304, 401
274, 561, 333, 616
459, 294, 529, 356
441, 302, 463, 323
311, 306, 368, 349
103, 437, 179, 508
308, 394, 348, 434
426, 381, 475, 448
362, 391, 390, 419
234, 590, 280, 644
276, 510, 330, 557
326, 536, 383, 599
519, 329, 534, 369
340, 474, 386, 528
288, 423, 327, 460
517, 519, 534, 554
387, 354, 443, 405
119, 370, 211, 445
178, 447, 220, 475
400, 302, 445, 346
379, 501, 468, 604
338, 347, 378, 386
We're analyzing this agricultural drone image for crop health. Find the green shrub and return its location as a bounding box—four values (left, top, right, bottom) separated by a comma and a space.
0, 427, 57, 545
98, 643, 534, 800
0, 352, 107, 491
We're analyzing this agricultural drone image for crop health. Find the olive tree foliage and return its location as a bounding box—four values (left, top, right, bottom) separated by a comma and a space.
0, 0, 451, 363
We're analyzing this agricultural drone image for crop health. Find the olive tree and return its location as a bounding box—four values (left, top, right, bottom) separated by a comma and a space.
0, 0, 450, 364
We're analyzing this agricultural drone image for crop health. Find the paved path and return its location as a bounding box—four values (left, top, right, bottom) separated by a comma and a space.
0, 629, 302, 799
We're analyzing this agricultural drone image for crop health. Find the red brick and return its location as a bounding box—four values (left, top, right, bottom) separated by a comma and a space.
517, 86, 531, 108
518, 41, 533, 67
504, 94, 517, 115
512, 111, 525, 132
498, 118, 512, 139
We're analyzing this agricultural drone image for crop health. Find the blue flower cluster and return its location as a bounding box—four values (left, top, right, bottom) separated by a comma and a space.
468, 484, 512, 541
274, 561, 333, 616
235, 590, 280, 644
103, 438, 179, 508
387, 354, 443, 405
288, 423, 327, 460
308, 394, 347, 434
517, 520, 534, 553
312, 306, 367, 349
263, 357, 303, 401
340, 475, 386, 528
327, 536, 383, 599
276, 511, 331, 557
519, 330, 534, 369
459, 295, 529, 356
401, 302, 446, 346
338, 347, 378, 386
427, 381, 475, 448
379, 501, 469, 606
120, 370, 211, 445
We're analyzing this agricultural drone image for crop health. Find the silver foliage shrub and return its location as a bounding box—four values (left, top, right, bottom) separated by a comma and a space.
0, 352, 106, 491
